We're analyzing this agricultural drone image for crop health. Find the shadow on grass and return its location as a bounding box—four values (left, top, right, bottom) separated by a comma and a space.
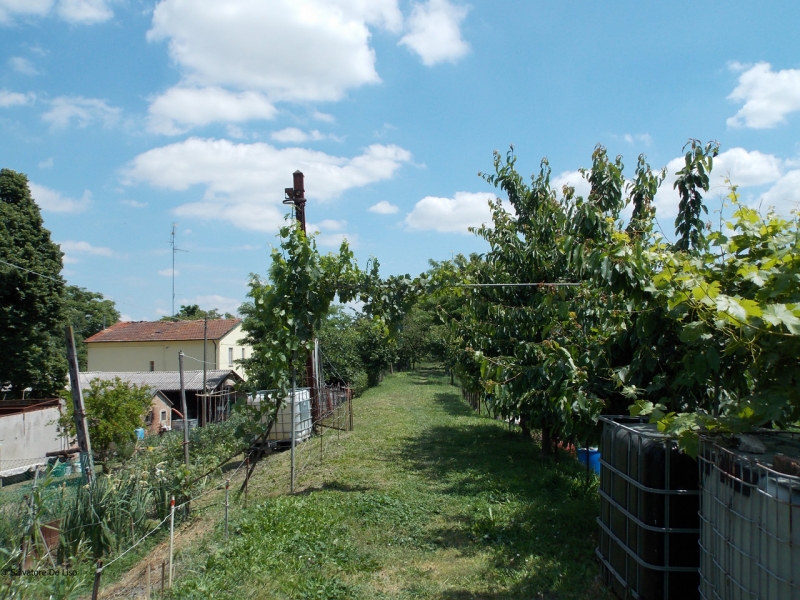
395, 406, 607, 599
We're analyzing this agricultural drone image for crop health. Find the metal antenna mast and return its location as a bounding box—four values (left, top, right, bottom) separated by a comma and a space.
170, 223, 188, 317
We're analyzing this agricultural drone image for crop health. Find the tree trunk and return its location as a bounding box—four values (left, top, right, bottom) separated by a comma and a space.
520, 414, 531, 439
541, 423, 552, 457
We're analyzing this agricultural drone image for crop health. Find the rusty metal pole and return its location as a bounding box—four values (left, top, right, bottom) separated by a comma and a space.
284, 171, 319, 425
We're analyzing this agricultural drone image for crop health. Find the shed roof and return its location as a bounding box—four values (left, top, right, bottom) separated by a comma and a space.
78, 370, 242, 392
84, 319, 241, 343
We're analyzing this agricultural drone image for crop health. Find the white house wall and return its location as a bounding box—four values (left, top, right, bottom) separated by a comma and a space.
0, 406, 67, 475
87, 323, 249, 379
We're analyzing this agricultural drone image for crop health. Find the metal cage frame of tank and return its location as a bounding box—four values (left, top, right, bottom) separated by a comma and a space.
249, 388, 312, 446
697, 435, 800, 600
596, 415, 701, 599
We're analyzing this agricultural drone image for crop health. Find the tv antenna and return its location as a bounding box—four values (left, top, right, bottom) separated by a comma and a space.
169, 223, 188, 317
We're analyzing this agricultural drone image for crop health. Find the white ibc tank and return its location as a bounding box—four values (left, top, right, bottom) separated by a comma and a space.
249, 389, 312, 444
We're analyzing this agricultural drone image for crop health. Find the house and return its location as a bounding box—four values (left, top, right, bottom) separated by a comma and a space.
78, 369, 244, 429
144, 390, 173, 436
84, 318, 250, 379
0, 399, 69, 479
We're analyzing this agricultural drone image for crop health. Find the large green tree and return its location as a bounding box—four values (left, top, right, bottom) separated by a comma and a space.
0, 169, 67, 397
63, 285, 120, 370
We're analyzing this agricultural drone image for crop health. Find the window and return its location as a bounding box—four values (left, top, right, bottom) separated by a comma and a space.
160, 410, 167, 423
145, 410, 153, 425
228, 347, 233, 367
149, 361, 155, 372
241, 348, 245, 360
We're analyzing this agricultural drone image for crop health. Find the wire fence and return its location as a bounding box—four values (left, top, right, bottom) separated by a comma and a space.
3, 379, 355, 597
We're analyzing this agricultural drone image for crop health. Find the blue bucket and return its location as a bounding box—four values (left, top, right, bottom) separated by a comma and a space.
577, 448, 601, 475
134, 427, 145, 440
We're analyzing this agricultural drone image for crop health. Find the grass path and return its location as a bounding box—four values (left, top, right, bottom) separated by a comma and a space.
138, 368, 610, 599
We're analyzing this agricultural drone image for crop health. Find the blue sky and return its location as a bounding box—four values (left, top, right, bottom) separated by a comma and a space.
1, 0, 799, 321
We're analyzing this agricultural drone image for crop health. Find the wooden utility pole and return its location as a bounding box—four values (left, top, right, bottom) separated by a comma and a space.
65, 325, 94, 484
178, 351, 190, 514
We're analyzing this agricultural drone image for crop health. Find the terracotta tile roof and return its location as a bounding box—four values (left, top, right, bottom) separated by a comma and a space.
84, 319, 241, 343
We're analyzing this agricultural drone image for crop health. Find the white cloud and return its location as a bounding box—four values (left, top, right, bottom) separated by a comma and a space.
0, 0, 51, 23
56, 0, 112, 23
270, 127, 333, 143
42, 96, 120, 128
316, 232, 356, 248
190, 294, 241, 316
226, 124, 244, 139
58, 240, 114, 263
551, 169, 591, 199
759, 170, 800, 215
399, 0, 469, 66
38, 157, 53, 169
317, 219, 346, 231
124, 138, 412, 232
158, 268, 178, 276
119, 313, 134, 322
405, 191, 495, 234
58, 240, 114, 256
147, 0, 403, 103
0, 0, 111, 23
147, 86, 276, 134
727, 62, 800, 129
368, 200, 399, 214
312, 110, 335, 123
654, 148, 785, 219
9, 57, 38, 76
29, 182, 91, 213
0, 89, 35, 107
622, 133, 652, 145
121, 199, 147, 208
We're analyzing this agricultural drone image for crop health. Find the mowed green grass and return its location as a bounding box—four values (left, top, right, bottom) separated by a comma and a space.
167, 368, 612, 599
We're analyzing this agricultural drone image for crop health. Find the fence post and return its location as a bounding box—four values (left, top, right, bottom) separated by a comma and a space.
91, 560, 102, 600
244, 455, 250, 508
224, 479, 230, 541
168, 496, 175, 588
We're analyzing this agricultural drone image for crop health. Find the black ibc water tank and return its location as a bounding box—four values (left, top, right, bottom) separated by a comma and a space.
596, 416, 701, 599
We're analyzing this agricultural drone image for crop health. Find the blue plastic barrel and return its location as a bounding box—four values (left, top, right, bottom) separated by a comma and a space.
577, 448, 601, 474
134, 427, 145, 440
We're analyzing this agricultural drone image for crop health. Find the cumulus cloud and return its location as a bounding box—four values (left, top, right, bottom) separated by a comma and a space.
56, 0, 112, 23
312, 110, 335, 123
0, 0, 112, 23
9, 57, 38, 76
42, 96, 120, 128
308, 218, 357, 248
654, 148, 786, 219
121, 199, 147, 208
58, 240, 114, 256
58, 240, 114, 263
147, 86, 276, 134
190, 294, 241, 316
124, 138, 412, 232
29, 182, 91, 213
368, 200, 399, 214
727, 62, 800, 129
0, 0, 52, 23
551, 169, 591, 199
399, 0, 469, 66
759, 170, 800, 215
270, 127, 336, 143
147, 0, 402, 103
158, 268, 178, 277
0, 89, 35, 107
405, 191, 495, 234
